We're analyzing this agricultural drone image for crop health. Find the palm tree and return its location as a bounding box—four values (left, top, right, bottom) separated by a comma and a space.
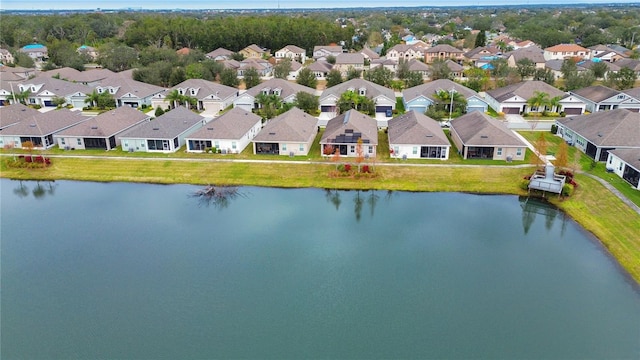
84, 90, 101, 108
526, 91, 550, 115
433, 89, 467, 116
547, 95, 562, 114
165, 90, 184, 109
13, 89, 31, 105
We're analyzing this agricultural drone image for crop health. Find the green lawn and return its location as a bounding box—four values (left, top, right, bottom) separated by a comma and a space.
519, 131, 640, 208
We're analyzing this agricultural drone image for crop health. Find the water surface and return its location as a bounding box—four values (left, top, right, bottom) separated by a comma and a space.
1, 179, 639, 359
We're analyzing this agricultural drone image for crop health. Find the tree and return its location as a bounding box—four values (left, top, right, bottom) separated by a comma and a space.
296, 68, 317, 89
12, 89, 31, 105
337, 90, 375, 115
533, 68, 555, 85
52, 96, 66, 108
255, 93, 283, 120
273, 58, 292, 79
526, 91, 550, 115
355, 138, 365, 172
561, 58, 578, 79
531, 132, 548, 168
326, 55, 336, 65
165, 90, 184, 109
396, 58, 410, 80
363, 66, 392, 87
516, 58, 536, 79
404, 71, 425, 88
346, 67, 362, 80
326, 69, 344, 88
168, 67, 186, 87
463, 67, 490, 92
97, 43, 137, 72
555, 140, 569, 169
243, 68, 261, 89
85, 89, 101, 108
617, 67, 638, 90
489, 58, 510, 84
220, 68, 239, 87
474, 30, 486, 48
13, 52, 35, 68
430, 59, 451, 80
590, 61, 609, 79
564, 70, 595, 91
155, 106, 165, 117
294, 92, 319, 115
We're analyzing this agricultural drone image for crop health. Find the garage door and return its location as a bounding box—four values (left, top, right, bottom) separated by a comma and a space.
409, 106, 427, 114
502, 107, 520, 114
467, 106, 484, 113
564, 108, 582, 115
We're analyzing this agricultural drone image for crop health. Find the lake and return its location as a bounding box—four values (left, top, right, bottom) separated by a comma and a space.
1, 179, 639, 359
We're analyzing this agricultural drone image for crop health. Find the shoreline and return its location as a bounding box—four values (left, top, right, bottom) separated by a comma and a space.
2, 156, 639, 284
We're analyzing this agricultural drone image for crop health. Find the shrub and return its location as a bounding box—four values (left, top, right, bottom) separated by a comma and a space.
362, 165, 370, 173
562, 184, 573, 197
550, 124, 558, 134
337, 164, 346, 172
520, 179, 530, 190
344, 164, 352, 172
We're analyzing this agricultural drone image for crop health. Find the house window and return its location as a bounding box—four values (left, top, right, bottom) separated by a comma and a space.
413, 146, 418, 155
516, 148, 522, 156
190, 89, 196, 96
619, 163, 623, 171
232, 141, 237, 150
77, 139, 81, 145
497, 147, 503, 156
359, 88, 366, 96
608, 157, 612, 164
368, 146, 373, 154
98, 88, 103, 93
282, 144, 287, 151
124, 142, 128, 148
61, 138, 65, 145
214, 141, 219, 148
350, 145, 355, 152
299, 144, 304, 152
109, 88, 115, 94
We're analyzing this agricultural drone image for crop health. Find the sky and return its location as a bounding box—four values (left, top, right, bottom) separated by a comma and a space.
1, 0, 638, 10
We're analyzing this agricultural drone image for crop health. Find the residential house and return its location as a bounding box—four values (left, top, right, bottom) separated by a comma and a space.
307, 60, 333, 80
606, 149, 640, 190
118, 106, 206, 153
543, 44, 590, 61
77, 45, 98, 61
360, 47, 380, 61
42, 67, 115, 86
16, 75, 92, 108
0, 108, 89, 149
589, 45, 626, 62
252, 107, 318, 156
556, 109, 640, 161
240, 44, 267, 59
424, 44, 465, 63
275, 45, 307, 64
506, 46, 546, 70
545, 59, 587, 80
95, 72, 165, 108
233, 78, 316, 112
442, 60, 465, 81
152, 79, 238, 115
449, 111, 526, 160
406, 59, 430, 80
577, 60, 620, 78
320, 109, 378, 157
387, 111, 450, 160
286, 60, 303, 81
1, 65, 35, 80
513, 40, 536, 49
402, 79, 488, 114
313, 45, 343, 60
0, 49, 14, 64
570, 85, 640, 113
19, 43, 48, 61
622, 87, 640, 112
464, 47, 501, 67
333, 53, 365, 76
485, 80, 585, 115
237, 58, 272, 78
318, 78, 396, 127
206, 47, 234, 61
0, 78, 20, 106
186, 107, 262, 153
0, 103, 40, 130
386, 43, 427, 62
369, 58, 397, 73
615, 58, 640, 77
54, 106, 151, 150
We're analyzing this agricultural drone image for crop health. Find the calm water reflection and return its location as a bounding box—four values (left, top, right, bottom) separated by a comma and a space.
1, 179, 639, 359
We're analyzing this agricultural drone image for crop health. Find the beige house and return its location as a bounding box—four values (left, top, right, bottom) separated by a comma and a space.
543, 44, 590, 61
240, 44, 267, 59
333, 53, 365, 76
275, 45, 307, 64
0, 48, 14, 64
424, 44, 464, 64
252, 107, 318, 156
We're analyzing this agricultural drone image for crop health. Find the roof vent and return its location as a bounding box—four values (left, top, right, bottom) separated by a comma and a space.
30, 124, 36, 127
207, 127, 214, 130
426, 135, 433, 137
91, 126, 98, 129
153, 127, 160, 130
269, 132, 276, 135
480, 135, 488, 138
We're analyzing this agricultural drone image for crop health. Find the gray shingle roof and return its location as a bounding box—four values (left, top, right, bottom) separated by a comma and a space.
55, 106, 151, 138
206, 47, 233, 59
335, 53, 364, 65
387, 111, 449, 146
188, 107, 262, 140
556, 108, 640, 147
320, 78, 394, 103
0, 108, 89, 136
403, 79, 479, 103
486, 81, 567, 103
571, 85, 621, 103
505, 46, 546, 63
42, 67, 115, 83
307, 60, 333, 73
19, 75, 93, 97
321, 109, 378, 145
608, 148, 640, 172
119, 106, 204, 139
98, 72, 165, 99
0, 103, 41, 129
170, 79, 238, 101
623, 87, 640, 100
425, 44, 464, 54
245, 78, 315, 100
450, 111, 525, 147
253, 107, 317, 143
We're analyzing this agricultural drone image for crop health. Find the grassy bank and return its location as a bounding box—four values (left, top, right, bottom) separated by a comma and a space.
2, 157, 639, 284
